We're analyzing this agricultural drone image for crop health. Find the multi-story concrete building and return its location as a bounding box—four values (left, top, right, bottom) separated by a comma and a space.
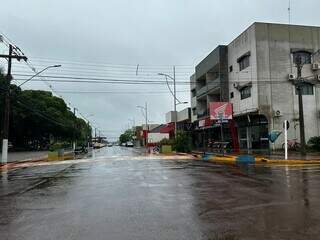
191, 22, 320, 150
165, 108, 192, 133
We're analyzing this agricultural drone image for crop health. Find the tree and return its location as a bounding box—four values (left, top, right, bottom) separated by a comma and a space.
119, 129, 134, 144
174, 131, 191, 153
0, 72, 92, 150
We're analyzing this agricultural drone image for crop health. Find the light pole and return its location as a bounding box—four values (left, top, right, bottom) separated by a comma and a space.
128, 118, 135, 129
18, 65, 62, 87
158, 67, 188, 138
137, 103, 148, 149
1, 63, 61, 164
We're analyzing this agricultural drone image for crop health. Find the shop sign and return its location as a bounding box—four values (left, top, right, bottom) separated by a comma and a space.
210, 102, 233, 120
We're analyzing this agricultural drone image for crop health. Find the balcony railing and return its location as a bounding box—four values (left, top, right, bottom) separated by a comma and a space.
196, 86, 207, 97
207, 78, 221, 92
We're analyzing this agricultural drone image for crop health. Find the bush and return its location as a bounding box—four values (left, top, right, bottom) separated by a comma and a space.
49, 142, 70, 151
308, 136, 320, 151
174, 131, 191, 153
159, 138, 175, 146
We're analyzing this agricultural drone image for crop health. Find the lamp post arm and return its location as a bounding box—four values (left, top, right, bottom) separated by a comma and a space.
18, 65, 61, 87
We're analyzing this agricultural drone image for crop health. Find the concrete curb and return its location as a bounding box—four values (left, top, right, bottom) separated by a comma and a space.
199, 153, 320, 165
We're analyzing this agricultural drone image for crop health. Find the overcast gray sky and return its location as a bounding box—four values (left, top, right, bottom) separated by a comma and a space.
1, 0, 320, 140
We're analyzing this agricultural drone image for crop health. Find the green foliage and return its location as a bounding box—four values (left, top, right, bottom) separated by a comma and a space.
308, 136, 320, 151
159, 138, 175, 146
0, 73, 92, 150
119, 129, 134, 144
174, 131, 191, 153
49, 142, 70, 151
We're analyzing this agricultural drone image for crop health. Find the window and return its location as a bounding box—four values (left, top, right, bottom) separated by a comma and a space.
240, 86, 251, 100
230, 92, 234, 98
229, 65, 233, 72
239, 55, 250, 71
191, 89, 196, 97
295, 83, 314, 95
293, 51, 311, 65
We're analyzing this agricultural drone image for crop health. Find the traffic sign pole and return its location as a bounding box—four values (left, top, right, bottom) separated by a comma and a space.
284, 120, 288, 160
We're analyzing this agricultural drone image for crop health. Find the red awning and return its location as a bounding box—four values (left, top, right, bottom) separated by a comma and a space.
159, 123, 175, 134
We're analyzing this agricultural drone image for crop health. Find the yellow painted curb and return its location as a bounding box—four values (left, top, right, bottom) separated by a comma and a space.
203, 154, 320, 165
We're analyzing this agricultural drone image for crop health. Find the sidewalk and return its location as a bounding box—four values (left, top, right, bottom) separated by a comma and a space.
0, 151, 48, 163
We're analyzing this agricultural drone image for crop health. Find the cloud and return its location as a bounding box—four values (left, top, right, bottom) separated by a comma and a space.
0, 0, 319, 139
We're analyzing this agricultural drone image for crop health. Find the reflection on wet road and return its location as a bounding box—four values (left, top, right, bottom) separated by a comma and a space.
1, 146, 320, 239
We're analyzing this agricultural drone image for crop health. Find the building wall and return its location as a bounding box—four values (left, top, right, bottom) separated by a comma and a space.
190, 74, 197, 122
254, 23, 320, 146
195, 46, 229, 120
228, 24, 258, 115
165, 111, 177, 123
177, 108, 191, 122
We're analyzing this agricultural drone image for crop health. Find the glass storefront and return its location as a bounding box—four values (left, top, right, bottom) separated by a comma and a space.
235, 114, 269, 150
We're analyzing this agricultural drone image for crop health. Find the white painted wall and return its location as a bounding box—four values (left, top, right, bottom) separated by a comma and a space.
228, 24, 258, 115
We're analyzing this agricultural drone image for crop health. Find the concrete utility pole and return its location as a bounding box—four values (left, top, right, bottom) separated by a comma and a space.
158, 68, 187, 139
137, 103, 148, 149
73, 107, 77, 151
173, 66, 177, 138
294, 55, 306, 155
0, 44, 27, 164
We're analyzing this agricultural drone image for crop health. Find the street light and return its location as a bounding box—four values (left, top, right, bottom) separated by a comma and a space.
128, 118, 135, 128
18, 64, 62, 87
158, 68, 188, 138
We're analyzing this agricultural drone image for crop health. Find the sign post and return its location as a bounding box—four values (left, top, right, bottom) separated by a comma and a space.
283, 120, 290, 160
210, 102, 233, 154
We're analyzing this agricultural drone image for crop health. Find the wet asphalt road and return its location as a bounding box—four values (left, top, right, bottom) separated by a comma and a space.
1, 147, 320, 239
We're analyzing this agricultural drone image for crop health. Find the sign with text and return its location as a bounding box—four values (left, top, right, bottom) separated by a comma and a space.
209, 102, 233, 120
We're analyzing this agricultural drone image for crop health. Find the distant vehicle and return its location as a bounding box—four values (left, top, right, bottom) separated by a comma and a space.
126, 142, 134, 147
8, 142, 13, 149
107, 143, 113, 147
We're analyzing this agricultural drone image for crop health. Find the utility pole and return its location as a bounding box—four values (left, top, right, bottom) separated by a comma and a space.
145, 102, 148, 148
173, 66, 177, 139
295, 55, 306, 155
73, 107, 77, 151
0, 44, 27, 164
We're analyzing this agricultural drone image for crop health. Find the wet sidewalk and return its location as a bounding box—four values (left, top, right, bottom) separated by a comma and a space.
0, 151, 48, 163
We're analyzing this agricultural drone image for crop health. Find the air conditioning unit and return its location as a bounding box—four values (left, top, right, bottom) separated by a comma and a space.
312, 63, 320, 71
317, 75, 320, 81
274, 110, 282, 117
288, 74, 295, 81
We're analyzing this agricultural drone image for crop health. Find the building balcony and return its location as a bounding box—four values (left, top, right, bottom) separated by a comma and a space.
196, 86, 207, 97
207, 78, 221, 93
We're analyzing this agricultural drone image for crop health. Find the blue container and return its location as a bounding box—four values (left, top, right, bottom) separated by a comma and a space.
236, 155, 255, 164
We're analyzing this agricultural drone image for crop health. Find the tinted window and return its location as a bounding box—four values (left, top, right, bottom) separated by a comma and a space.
295, 83, 314, 95
293, 51, 312, 64
240, 86, 251, 99
239, 55, 250, 71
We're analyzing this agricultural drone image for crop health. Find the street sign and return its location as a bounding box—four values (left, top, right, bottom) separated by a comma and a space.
283, 120, 290, 130
209, 102, 233, 120
268, 131, 282, 143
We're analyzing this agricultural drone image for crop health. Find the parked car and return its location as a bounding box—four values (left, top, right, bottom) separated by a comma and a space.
126, 142, 134, 147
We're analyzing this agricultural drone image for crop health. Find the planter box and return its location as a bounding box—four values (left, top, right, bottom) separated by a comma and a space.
161, 145, 172, 154
48, 149, 65, 161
